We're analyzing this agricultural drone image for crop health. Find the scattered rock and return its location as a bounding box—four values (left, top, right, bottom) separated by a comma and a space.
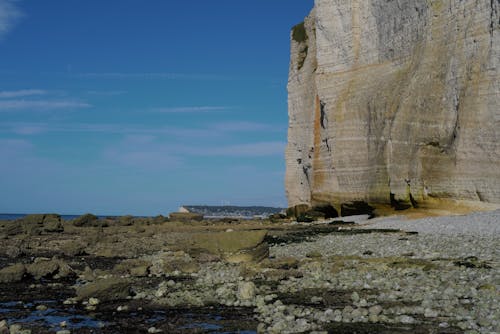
72, 213, 98, 227
114, 259, 151, 277
88, 297, 100, 306
424, 308, 438, 318
306, 251, 322, 258
238, 281, 256, 300
169, 212, 203, 222
26, 258, 60, 279
0, 320, 8, 334
61, 241, 88, 257
9, 324, 31, 334
75, 277, 132, 301
261, 257, 299, 270
43, 218, 64, 233
398, 315, 416, 324
0, 263, 26, 283
369, 305, 382, 316
192, 230, 268, 263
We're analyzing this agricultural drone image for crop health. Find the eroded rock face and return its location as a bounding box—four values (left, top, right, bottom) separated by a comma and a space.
286, 0, 500, 209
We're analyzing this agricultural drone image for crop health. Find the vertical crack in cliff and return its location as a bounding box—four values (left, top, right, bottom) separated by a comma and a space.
312, 95, 325, 191
490, 0, 499, 43
320, 100, 327, 129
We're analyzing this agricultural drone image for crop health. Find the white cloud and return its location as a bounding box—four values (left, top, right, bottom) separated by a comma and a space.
0, 121, 284, 139
86, 90, 127, 96
0, 138, 33, 153
10, 124, 47, 135
208, 121, 284, 132
0, 89, 49, 98
191, 141, 286, 157
153, 106, 230, 113
0, 0, 22, 40
0, 100, 91, 111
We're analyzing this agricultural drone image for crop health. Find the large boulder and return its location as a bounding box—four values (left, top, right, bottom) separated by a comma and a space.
113, 259, 151, 277
0, 263, 26, 283
191, 230, 268, 263
75, 277, 132, 301
72, 213, 99, 227
20, 213, 64, 235
26, 257, 72, 280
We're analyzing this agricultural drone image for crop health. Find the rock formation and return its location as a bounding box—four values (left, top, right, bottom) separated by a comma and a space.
286, 0, 500, 212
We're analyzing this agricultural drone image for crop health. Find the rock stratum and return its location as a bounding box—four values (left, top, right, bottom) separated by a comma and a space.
286, 0, 500, 212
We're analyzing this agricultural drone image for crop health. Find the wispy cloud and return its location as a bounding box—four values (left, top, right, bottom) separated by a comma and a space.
86, 90, 127, 96
208, 121, 284, 132
0, 0, 22, 40
0, 122, 217, 138
190, 141, 286, 157
1, 121, 283, 138
0, 89, 49, 98
0, 138, 34, 153
153, 106, 230, 113
0, 100, 91, 111
102, 139, 284, 172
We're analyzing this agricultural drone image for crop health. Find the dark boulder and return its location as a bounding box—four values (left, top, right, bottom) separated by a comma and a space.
75, 277, 132, 301
22, 214, 63, 235
72, 213, 99, 227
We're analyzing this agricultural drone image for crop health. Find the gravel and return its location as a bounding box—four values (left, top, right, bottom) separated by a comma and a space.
267, 210, 500, 333
362, 209, 500, 236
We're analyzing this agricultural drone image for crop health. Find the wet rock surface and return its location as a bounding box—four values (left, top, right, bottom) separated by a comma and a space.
0, 211, 498, 333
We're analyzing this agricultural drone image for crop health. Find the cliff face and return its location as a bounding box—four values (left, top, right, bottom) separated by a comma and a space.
286, 0, 500, 210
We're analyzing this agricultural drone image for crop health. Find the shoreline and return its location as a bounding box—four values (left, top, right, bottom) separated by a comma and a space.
0, 209, 498, 333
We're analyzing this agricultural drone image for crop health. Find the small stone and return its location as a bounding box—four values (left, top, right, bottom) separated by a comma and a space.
399, 315, 416, 324
351, 308, 362, 320
88, 297, 100, 306
306, 251, 322, 258
36, 304, 48, 311
63, 298, 77, 305
0, 320, 8, 334
368, 314, 379, 323
310, 296, 323, 304
147, 327, 162, 333
351, 291, 360, 303
369, 305, 382, 316
60, 321, 67, 327
424, 308, 438, 318
9, 324, 31, 334
56, 330, 71, 334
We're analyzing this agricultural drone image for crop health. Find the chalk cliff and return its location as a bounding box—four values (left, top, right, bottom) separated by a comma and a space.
286, 0, 500, 212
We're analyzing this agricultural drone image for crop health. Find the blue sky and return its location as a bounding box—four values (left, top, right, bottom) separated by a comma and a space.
0, 0, 313, 215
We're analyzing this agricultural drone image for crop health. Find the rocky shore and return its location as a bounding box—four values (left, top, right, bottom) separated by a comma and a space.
0, 211, 498, 333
